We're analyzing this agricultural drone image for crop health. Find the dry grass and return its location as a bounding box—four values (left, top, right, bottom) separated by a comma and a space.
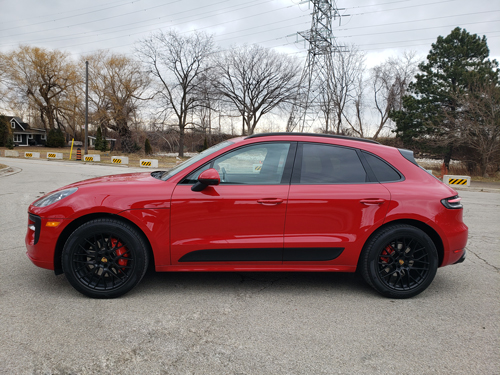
0, 163, 8, 169
0, 146, 187, 169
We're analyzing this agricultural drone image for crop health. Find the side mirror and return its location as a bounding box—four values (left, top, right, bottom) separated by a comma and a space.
191, 168, 220, 192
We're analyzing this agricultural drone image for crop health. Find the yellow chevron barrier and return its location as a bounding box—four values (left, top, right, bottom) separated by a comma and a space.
140, 159, 158, 168
443, 175, 470, 187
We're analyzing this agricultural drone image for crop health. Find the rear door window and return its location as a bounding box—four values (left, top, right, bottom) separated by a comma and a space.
293, 143, 368, 184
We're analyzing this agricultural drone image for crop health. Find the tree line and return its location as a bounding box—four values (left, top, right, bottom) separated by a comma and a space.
0, 27, 498, 174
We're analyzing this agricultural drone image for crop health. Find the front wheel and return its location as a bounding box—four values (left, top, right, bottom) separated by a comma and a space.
360, 225, 438, 299
62, 219, 149, 299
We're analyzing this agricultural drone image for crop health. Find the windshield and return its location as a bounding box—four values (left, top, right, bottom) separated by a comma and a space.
160, 140, 234, 181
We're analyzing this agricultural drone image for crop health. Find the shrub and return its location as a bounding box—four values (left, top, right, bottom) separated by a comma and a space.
5, 135, 14, 149
46, 128, 65, 148
145, 138, 153, 155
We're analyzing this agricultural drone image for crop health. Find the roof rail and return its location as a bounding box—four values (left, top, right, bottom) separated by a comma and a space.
245, 132, 380, 144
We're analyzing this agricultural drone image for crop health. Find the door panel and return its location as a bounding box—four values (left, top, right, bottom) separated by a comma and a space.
170, 142, 295, 266
284, 184, 390, 266
170, 184, 289, 265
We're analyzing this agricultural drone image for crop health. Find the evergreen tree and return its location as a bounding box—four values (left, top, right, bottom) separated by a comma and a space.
391, 27, 499, 169
6, 134, 15, 149
94, 127, 103, 151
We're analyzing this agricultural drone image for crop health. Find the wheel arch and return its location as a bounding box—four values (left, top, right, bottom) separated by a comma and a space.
358, 219, 444, 269
53, 213, 155, 275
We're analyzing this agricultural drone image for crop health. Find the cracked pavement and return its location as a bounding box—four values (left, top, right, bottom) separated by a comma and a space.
0, 157, 499, 374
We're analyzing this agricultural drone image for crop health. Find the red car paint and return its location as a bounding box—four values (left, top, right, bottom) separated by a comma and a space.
26, 134, 467, 282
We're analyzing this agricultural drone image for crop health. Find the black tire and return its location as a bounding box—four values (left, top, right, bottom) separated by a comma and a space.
360, 224, 438, 299
62, 218, 149, 299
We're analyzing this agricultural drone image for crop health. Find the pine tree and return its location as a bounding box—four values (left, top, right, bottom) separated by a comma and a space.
391, 27, 499, 169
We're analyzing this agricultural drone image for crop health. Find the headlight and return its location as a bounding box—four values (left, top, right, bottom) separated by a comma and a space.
33, 188, 78, 207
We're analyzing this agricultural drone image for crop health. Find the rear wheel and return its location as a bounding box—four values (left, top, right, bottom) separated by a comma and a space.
62, 219, 149, 298
360, 225, 438, 299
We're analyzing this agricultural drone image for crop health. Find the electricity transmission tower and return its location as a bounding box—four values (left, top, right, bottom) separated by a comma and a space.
287, 0, 346, 132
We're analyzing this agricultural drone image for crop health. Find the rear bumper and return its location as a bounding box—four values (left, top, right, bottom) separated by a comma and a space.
453, 249, 466, 264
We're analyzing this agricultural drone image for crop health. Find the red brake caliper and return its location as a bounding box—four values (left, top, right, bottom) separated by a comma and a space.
381, 245, 395, 263
111, 238, 129, 269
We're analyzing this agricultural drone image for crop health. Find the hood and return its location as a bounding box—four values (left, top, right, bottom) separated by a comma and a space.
29, 171, 172, 218
65, 172, 155, 189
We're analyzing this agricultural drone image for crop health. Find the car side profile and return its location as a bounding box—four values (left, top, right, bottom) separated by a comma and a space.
26, 133, 468, 299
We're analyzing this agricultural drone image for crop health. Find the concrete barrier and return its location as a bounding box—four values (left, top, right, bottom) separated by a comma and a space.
47, 152, 63, 160
112, 156, 129, 164
140, 159, 158, 168
25, 152, 40, 158
5, 150, 19, 157
443, 175, 470, 187
84, 154, 100, 162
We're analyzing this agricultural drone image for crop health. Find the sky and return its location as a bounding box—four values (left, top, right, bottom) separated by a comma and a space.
1, 0, 499, 68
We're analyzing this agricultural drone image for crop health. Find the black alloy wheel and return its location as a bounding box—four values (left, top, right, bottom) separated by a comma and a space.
62, 219, 149, 299
360, 224, 438, 299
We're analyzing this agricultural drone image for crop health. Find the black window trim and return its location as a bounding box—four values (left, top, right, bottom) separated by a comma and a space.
180, 141, 298, 186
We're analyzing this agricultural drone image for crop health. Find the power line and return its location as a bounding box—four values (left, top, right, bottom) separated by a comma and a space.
3, 0, 184, 38
0, 0, 145, 32
0, 0, 139, 27
55, 1, 300, 52
341, 19, 500, 39
1, 0, 273, 47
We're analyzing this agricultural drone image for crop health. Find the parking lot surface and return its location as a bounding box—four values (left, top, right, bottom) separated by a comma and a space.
0, 157, 499, 374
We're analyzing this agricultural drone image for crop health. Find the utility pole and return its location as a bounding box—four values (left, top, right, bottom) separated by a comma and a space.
287, 0, 346, 132
84, 61, 89, 155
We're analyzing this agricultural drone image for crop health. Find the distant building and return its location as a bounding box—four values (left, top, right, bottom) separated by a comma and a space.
8, 117, 46, 146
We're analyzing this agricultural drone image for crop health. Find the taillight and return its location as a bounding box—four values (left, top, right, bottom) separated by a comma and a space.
441, 196, 463, 209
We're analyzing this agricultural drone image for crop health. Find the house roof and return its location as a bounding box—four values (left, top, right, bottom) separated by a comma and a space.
10, 117, 29, 131
3, 115, 46, 134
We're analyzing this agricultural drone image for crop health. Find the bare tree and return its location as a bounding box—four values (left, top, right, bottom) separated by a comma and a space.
214, 44, 301, 135
370, 51, 418, 139
83, 51, 150, 152
318, 46, 365, 135
137, 30, 215, 156
447, 80, 500, 176
341, 71, 367, 137
2, 46, 80, 131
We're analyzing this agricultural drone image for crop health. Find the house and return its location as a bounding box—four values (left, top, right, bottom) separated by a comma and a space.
8, 117, 46, 146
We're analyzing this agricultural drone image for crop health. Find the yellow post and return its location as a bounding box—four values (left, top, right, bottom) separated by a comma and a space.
69, 138, 74, 160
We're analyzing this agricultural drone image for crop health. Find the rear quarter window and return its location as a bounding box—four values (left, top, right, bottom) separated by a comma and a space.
362, 151, 402, 182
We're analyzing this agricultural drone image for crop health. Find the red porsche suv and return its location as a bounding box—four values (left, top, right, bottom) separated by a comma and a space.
26, 133, 468, 299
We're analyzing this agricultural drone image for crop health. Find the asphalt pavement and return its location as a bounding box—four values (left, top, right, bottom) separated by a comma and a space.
0, 157, 498, 374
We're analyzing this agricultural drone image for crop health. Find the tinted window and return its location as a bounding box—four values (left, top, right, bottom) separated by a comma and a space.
362, 152, 401, 182
185, 143, 291, 185
297, 144, 367, 184
161, 140, 234, 181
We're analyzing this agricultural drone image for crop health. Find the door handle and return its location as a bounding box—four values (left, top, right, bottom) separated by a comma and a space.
257, 198, 284, 206
360, 198, 386, 205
